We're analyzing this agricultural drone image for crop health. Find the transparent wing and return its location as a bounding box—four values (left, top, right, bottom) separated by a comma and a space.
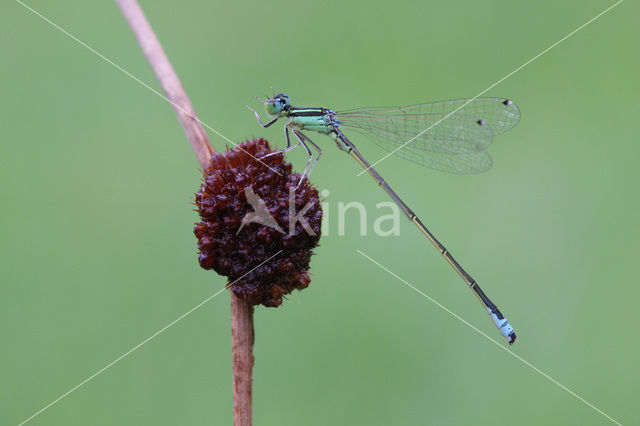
346, 126, 495, 174
336, 97, 520, 174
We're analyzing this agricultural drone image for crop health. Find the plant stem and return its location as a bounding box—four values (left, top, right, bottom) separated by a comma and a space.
115, 0, 212, 166
230, 294, 254, 426
115, 1, 254, 424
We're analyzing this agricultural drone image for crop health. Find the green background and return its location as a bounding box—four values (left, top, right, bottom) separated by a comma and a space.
2, 0, 639, 424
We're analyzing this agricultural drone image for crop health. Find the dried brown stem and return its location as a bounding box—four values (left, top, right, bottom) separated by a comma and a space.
115, 1, 253, 424
116, 0, 212, 166
230, 294, 254, 426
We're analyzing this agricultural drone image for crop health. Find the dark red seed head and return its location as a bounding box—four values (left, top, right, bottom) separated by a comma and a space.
194, 138, 322, 307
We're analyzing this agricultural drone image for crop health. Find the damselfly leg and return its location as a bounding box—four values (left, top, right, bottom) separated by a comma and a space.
292, 129, 322, 186
258, 125, 299, 160
247, 105, 278, 128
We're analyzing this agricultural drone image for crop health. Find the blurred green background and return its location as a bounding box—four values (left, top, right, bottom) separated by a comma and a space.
2, 0, 639, 424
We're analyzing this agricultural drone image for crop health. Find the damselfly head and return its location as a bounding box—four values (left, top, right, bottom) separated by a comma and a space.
264, 93, 290, 116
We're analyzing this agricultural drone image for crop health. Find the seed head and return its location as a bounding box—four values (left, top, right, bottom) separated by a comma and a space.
194, 138, 322, 307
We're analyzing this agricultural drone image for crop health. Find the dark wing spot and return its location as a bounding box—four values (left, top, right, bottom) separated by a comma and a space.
502, 99, 513, 106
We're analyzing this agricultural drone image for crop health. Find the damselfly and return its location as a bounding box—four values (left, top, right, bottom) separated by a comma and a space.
248, 93, 520, 344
